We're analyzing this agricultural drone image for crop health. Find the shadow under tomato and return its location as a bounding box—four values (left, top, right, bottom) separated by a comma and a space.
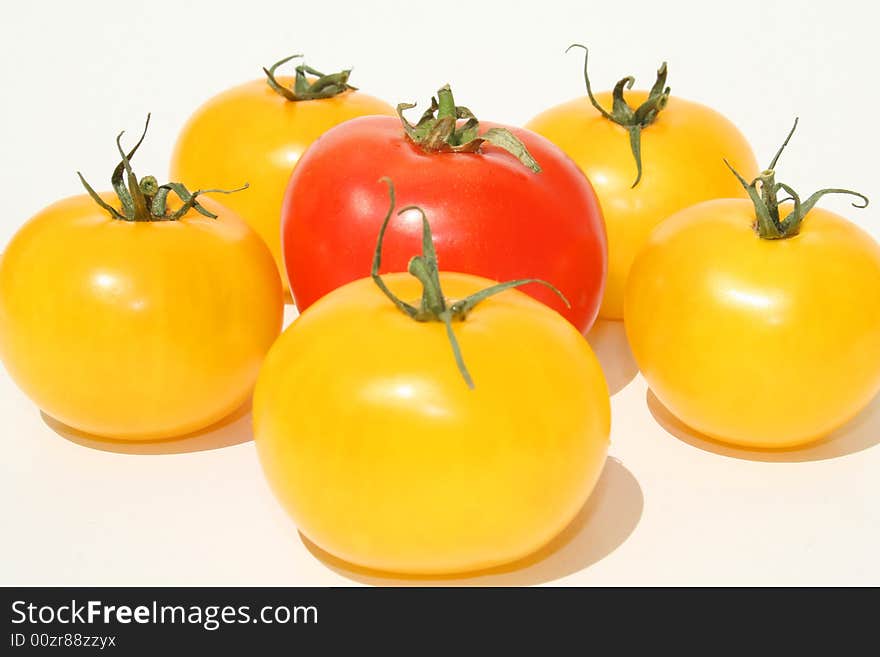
647, 390, 880, 463
299, 457, 643, 586
585, 320, 638, 395
41, 402, 253, 455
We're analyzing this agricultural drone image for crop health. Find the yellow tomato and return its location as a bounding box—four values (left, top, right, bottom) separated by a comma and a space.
527, 91, 758, 319
253, 272, 610, 574
170, 74, 394, 297
625, 199, 880, 448
0, 193, 283, 440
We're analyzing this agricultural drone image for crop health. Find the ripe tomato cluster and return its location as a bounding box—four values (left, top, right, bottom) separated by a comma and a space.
0, 49, 877, 575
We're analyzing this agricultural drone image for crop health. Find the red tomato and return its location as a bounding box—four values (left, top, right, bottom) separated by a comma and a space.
281, 86, 607, 334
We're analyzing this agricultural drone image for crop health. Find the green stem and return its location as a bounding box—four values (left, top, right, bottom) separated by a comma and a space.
371, 179, 569, 389
263, 53, 356, 101
566, 44, 670, 187
436, 85, 457, 121
396, 84, 541, 173
78, 115, 248, 222
116, 129, 150, 222
726, 118, 869, 239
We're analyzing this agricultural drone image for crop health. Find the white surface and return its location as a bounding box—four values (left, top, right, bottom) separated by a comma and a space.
1, 0, 878, 586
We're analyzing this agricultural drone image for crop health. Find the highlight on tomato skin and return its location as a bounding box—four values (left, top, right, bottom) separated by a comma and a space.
0, 117, 284, 441
170, 52, 396, 298
624, 121, 878, 449
254, 185, 611, 575
280, 83, 608, 335
526, 44, 758, 320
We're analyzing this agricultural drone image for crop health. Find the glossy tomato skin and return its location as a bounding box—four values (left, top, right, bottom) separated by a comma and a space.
170, 77, 394, 296
281, 116, 607, 334
625, 199, 880, 448
527, 92, 758, 319
254, 272, 610, 574
0, 194, 283, 440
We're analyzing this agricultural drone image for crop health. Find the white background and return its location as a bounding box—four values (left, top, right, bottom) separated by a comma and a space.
1, 0, 878, 585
